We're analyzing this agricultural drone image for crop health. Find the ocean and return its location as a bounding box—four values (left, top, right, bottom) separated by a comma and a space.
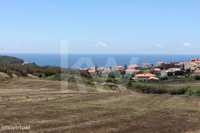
3, 53, 200, 68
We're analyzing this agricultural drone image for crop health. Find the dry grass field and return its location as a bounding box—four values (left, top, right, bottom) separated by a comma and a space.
0, 78, 200, 133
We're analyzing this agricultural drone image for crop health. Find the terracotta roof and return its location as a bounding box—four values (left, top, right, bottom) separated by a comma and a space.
148, 77, 159, 80
102, 68, 112, 74
128, 64, 139, 69
97, 67, 104, 71
88, 67, 96, 73
153, 68, 161, 72
115, 66, 125, 71
88, 69, 96, 73
126, 69, 140, 73
192, 58, 200, 62
135, 73, 156, 78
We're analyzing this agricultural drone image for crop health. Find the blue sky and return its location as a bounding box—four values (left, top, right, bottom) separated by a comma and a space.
0, 0, 200, 54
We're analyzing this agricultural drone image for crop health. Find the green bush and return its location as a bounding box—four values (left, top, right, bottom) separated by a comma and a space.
168, 86, 189, 95
186, 88, 200, 96
127, 83, 189, 95
194, 75, 200, 80
104, 83, 118, 90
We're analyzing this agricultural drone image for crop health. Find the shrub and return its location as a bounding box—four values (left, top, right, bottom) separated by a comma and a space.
186, 88, 200, 96
194, 75, 200, 80
168, 86, 189, 95
104, 83, 118, 90
106, 72, 117, 83
127, 83, 190, 95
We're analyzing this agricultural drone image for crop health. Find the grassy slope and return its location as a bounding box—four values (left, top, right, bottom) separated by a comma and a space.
0, 78, 200, 133
0, 56, 24, 64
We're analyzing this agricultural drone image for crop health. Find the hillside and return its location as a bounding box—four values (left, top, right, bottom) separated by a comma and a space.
0, 55, 24, 65
0, 55, 62, 79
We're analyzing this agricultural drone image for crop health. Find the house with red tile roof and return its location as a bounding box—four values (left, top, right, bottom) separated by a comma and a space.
126, 69, 140, 74
133, 73, 159, 81
128, 64, 139, 69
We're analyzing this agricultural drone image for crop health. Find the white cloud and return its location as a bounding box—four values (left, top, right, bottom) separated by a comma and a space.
96, 41, 109, 48
154, 44, 164, 48
183, 42, 191, 47
0, 47, 5, 51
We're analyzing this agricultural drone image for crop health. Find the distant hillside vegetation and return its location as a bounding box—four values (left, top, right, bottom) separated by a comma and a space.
0, 55, 24, 65
0, 55, 63, 79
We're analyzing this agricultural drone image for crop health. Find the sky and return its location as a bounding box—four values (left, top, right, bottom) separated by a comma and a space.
0, 0, 200, 54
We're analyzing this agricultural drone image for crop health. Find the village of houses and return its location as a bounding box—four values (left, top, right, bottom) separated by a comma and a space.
80, 58, 200, 81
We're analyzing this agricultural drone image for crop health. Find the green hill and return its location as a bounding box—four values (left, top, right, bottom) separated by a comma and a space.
0, 55, 24, 65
